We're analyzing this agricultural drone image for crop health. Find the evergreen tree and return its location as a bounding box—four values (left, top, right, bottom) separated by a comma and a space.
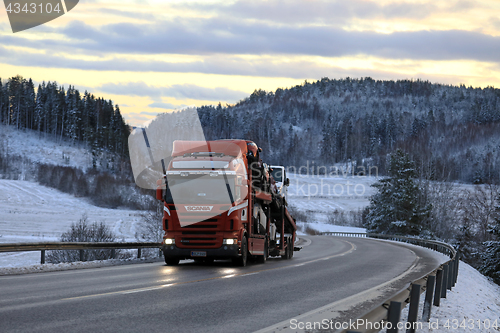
364, 149, 431, 235
481, 195, 500, 284
0, 79, 7, 124
24, 79, 35, 130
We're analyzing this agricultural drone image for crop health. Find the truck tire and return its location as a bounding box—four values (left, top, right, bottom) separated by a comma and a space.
233, 236, 248, 267
281, 237, 292, 259
257, 238, 268, 264
165, 258, 180, 266
286, 241, 292, 259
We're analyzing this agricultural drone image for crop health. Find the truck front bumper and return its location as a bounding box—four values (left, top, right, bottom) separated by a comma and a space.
162, 244, 240, 260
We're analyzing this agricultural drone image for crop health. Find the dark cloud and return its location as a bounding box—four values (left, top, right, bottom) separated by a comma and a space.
99, 81, 158, 97
165, 84, 248, 101
0, 44, 496, 84
148, 103, 183, 110
0, 19, 493, 63
96, 82, 248, 101
448, 0, 475, 12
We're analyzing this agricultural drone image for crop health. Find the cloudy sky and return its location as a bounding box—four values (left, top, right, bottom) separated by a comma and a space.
1, 0, 500, 126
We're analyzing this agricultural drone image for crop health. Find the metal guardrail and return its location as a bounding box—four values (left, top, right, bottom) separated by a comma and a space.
321, 232, 368, 238
321, 232, 458, 333
0, 242, 161, 264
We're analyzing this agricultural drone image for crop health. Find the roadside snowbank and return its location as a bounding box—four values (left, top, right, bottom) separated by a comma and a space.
0, 257, 163, 276
296, 222, 366, 234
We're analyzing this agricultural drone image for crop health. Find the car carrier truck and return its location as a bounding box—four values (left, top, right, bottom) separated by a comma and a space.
156, 139, 298, 266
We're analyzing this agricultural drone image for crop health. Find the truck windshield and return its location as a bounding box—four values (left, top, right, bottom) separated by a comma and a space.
166, 175, 236, 205
271, 168, 283, 182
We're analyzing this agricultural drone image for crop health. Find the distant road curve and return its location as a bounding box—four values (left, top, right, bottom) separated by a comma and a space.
0, 236, 444, 333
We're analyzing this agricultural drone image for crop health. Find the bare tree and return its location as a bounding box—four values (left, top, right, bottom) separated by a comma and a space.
47, 214, 121, 263
427, 181, 462, 239
135, 203, 164, 257
459, 184, 500, 242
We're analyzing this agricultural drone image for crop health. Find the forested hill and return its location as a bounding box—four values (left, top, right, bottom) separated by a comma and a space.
197, 77, 500, 184
2, 75, 500, 184
0, 75, 130, 158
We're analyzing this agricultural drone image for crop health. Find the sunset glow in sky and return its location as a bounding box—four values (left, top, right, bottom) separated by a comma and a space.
1, 0, 500, 126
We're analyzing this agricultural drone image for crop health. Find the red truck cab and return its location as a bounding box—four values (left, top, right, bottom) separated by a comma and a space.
157, 140, 296, 266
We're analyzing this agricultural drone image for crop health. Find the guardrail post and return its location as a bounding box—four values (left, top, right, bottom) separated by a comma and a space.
434, 269, 443, 306
79, 249, 84, 262
441, 264, 448, 298
447, 260, 455, 290
387, 301, 402, 333
41, 250, 45, 264
451, 259, 456, 288
422, 275, 435, 322
407, 284, 421, 333
454, 255, 460, 285
138, 248, 141, 258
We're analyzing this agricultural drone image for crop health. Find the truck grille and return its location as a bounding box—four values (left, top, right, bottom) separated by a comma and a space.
180, 218, 218, 224
177, 215, 221, 248
178, 236, 218, 247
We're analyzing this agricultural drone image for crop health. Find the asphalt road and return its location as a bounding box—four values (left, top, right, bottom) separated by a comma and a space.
0, 236, 444, 333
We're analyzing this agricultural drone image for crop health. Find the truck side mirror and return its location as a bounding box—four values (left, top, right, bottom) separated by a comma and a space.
285, 178, 290, 186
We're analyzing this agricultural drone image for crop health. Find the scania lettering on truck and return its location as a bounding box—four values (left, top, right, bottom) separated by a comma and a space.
156, 139, 298, 266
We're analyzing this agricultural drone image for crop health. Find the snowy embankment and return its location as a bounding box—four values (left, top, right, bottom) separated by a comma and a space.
399, 262, 500, 333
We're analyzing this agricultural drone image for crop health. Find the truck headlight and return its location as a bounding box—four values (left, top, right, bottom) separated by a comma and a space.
223, 239, 237, 245
164, 238, 175, 245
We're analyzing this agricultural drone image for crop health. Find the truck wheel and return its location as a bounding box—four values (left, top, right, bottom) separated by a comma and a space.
257, 238, 268, 264
234, 237, 248, 267
165, 258, 180, 266
286, 243, 292, 259
281, 237, 292, 259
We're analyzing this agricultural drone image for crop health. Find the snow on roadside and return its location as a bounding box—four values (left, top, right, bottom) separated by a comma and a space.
398, 261, 500, 333
0, 179, 145, 268
296, 222, 366, 235
0, 257, 163, 276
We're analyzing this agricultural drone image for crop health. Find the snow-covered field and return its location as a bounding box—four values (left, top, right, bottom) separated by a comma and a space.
287, 172, 377, 225
0, 125, 94, 170
0, 179, 144, 267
